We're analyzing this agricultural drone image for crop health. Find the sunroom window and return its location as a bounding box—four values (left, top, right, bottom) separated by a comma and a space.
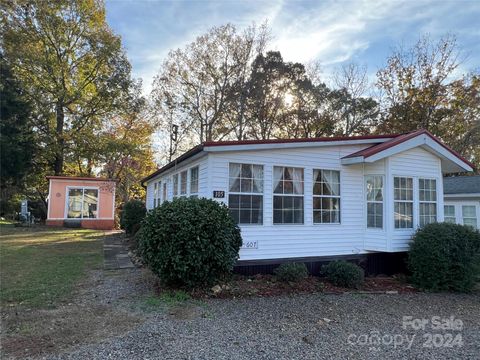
228, 163, 263, 224
394, 177, 413, 228
273, 166, 304, 224
67, 188, 98, 219
366, 175, 383, 228
313, 169, 340, 224
419, 178, 437, 227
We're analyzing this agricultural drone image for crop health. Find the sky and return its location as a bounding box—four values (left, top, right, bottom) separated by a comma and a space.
105, 0, 480, 95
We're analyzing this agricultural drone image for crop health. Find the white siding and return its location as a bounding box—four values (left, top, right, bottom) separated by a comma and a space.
389, 147, 443, 251
209, 145, 376, 261
145, 155, 208, 210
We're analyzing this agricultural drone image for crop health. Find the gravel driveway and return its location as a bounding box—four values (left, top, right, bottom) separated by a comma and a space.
44, 269, 479, 360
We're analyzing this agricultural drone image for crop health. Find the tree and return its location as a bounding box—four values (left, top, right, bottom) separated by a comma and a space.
150, 23, 270, 156
0, 55, 36, 215
331, 63, 378, 135
2, 0, 133, 175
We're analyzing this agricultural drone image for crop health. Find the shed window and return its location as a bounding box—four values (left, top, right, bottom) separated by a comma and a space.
394, 177, 413, 228
462, 205, 478, 228
190, 166, 199, 195
313, 169, 340, 224
67, 188, 98, 219
366, 175, 383, 228
228, 163, 263, 224
419, 178, 437, 227
273, 166, 304, 224
444, 205, 456, 224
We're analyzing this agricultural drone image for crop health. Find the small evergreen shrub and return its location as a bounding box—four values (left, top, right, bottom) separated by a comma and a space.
408, 222, 480, 292
137, 197, 242, 288
120, 199, 146, 235
321, 260, 365, 289
274, 262, 309, 282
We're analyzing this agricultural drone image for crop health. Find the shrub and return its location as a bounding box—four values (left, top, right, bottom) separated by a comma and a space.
408, 222, 480, 292
120, 199, 146, 235
321, 260, 365, 289
137, 197, 242, 288
274, 262, 309, 282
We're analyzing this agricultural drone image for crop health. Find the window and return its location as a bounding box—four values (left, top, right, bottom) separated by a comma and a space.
366, 175, 383, 229
156, 181, 161, 206
462, 205, 478, 228
153, 182, 158, 208
419, 178, 437, 227
313, 169, 340, 224
190, 166, 199, 195
173, 174, 179, 197
180, 171, 187, 195
67, 188, 98, 219
444, 205, 456, 224
394, 177, 413, 228
273, 166, 304, 224
162, 182, 167, 202
228, 163, 263, 224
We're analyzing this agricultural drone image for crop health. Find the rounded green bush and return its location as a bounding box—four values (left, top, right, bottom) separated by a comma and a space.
408, 222, 480, 292
137, 197, 242, 288
274, 262, 309, 282
120, 199, 146, 235
321, 260, 365, 289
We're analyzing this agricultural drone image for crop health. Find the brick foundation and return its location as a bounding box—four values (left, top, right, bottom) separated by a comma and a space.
46, 219, 115, 230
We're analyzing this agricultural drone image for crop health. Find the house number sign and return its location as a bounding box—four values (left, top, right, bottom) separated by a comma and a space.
213, 190, 225, 198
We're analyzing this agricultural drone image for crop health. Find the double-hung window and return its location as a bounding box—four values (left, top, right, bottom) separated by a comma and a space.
172, 174, 179, 198
180, 170, 188, 196
67, 188, 98, 219
313, 169, 340, 224
444, 205, 456, 224
419, 178, 437, 227
190, 166, 199, 197
273, 166, 304, 224
153, 182, 158, 208
366, 175, 383, 228
462, 205, 478, 228
162, 182, 167, 202
394, 177, 413, 228
156, 181, 162, 205
228, 163, 263, 224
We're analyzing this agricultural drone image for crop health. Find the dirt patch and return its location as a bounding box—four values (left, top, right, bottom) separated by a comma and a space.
187, 274, 417, 299
1, 303, 143, 359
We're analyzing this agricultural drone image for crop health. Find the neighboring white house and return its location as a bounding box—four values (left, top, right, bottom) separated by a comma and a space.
444, 175, 480, 229
141, 129, 474, 267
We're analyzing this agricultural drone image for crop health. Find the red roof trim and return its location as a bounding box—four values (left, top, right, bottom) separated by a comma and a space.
203, 133, 398, 147
342, 129, 475, 170
46, 176, 117, 182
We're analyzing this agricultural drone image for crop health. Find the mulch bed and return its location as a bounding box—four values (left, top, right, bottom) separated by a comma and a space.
187, 274, 418, 299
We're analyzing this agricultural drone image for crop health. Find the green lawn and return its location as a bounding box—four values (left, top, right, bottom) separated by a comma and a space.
0, 227, 104, 308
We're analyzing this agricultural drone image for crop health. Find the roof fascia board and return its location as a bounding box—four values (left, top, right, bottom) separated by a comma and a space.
204, 138, 391, 153
423, 137, 474, 172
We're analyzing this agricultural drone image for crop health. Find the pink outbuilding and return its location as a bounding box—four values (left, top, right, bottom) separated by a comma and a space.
46, 176, 116, 230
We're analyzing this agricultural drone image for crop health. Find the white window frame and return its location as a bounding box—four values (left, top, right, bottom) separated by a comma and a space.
273, 166, 304, 225
190, 166, 199, 196
180, 170, 188, 196
227, 162, 264, 225
365, 175, 384, 229
162, 182, 168, 202
312, 169, 341, 224
393, 176, 414, 229
153, 182, 158, 208
65, 186, 99, 219
172, 173, 179, 198
418, 178, 437, 227
444, 205, 456, 224
462, 205, 478, 228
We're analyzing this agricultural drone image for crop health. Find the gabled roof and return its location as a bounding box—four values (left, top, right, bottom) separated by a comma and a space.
444, 175, 480, 195
341, 129, 474, 173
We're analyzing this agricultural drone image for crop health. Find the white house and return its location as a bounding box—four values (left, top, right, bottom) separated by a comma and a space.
443, 175, 480, 229
141, 129, 474, 272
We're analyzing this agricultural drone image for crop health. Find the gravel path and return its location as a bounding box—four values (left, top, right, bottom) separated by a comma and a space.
46, 277, 479, 360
